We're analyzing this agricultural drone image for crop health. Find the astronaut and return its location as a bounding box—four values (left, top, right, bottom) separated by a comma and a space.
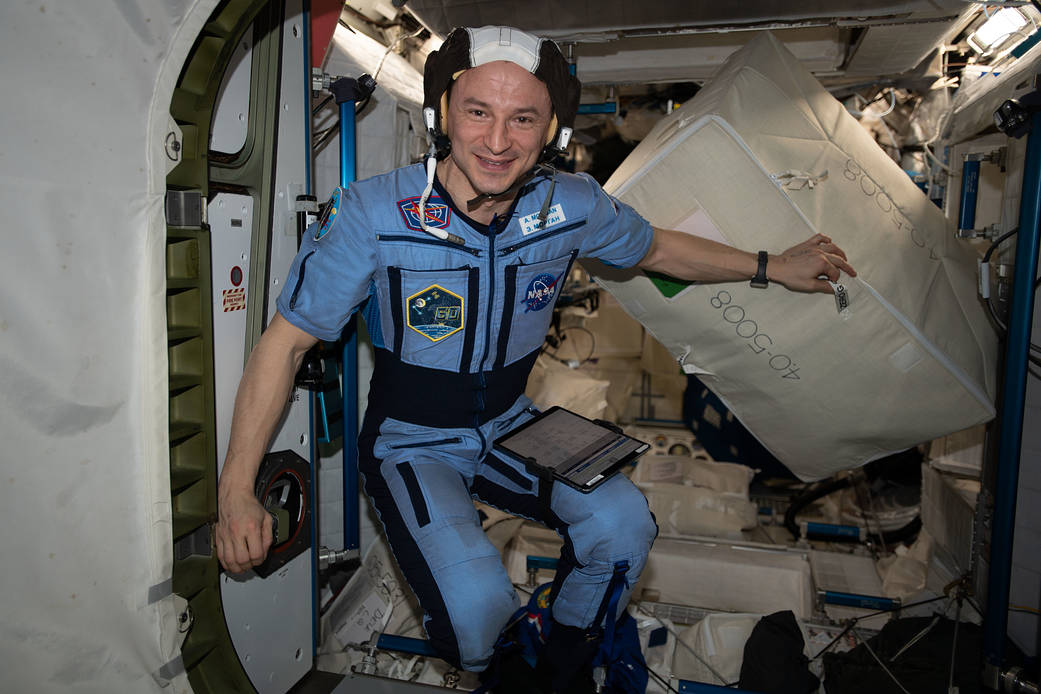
215, 25, 855, 692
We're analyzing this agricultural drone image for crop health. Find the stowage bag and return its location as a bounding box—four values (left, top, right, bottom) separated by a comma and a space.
593, 32, 997, 480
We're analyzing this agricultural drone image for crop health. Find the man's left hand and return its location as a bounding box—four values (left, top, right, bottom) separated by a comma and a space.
770, 233, 856, 293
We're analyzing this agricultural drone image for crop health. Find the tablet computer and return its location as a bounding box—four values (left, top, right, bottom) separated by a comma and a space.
493, 406, 649, 492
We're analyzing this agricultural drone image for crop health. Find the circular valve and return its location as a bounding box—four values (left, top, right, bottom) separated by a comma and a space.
251, 450, 312, 578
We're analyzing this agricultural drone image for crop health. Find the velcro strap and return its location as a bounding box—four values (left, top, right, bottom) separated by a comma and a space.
537, 476, 553, 514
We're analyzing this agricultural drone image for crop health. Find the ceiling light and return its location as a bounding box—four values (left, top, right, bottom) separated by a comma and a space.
968, 7, 1030, 53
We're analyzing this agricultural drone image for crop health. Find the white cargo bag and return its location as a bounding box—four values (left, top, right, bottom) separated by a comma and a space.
592, 32, 997, 480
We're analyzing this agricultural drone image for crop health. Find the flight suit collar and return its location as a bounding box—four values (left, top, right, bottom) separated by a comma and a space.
431, 169, 545, 237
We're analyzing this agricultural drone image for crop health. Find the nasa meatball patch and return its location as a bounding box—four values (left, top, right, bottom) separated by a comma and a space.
522, 272, 563, 313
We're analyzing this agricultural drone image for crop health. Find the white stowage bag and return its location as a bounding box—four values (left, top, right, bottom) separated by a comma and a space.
672, 613, 762, 686
630, 456, 758, 539
593, 32, 998, 480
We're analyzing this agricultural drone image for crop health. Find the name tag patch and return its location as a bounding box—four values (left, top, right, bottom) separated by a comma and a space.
519, 204, 565, 236
407, 284, 464, 341
399, 196, 451, 231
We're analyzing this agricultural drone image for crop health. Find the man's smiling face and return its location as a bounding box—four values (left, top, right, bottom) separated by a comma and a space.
439, 60, 554, 203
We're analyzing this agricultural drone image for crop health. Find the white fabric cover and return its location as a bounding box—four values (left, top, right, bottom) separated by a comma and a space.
525, 355, 611, 420
630, 455, 753, 493
672, 612, 817, 686
595, 32, 998, 480
672, 613, 762, 686
631, 456, 757, 539
636, 538, 814, 618
0, 1, 219, 691
501, 527, 813, 618
638, 485, 758, 540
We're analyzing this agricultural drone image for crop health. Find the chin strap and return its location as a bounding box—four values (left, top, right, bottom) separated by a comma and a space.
536, 167, 558, 229
530, 126, 570, 229
464, 165, 542, 209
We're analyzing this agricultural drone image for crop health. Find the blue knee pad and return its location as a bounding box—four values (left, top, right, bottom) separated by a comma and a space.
549, 474, 658, 628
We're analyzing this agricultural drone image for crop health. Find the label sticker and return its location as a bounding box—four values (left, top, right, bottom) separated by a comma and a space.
222, 287, 246, 312
829, 281, 851, 317
519, 204, 566, 236
407, 284, 464, 341
646, 459, 683, 483
398, 196, 451, 231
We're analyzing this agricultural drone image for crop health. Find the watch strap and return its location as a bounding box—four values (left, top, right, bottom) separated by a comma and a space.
750, 250, 769, 288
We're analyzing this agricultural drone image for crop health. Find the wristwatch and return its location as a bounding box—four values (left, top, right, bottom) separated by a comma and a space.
750, 251, 769, 289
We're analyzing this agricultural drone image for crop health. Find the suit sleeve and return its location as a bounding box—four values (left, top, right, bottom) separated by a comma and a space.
275, 185, 377, 341
575, 173, 654, 268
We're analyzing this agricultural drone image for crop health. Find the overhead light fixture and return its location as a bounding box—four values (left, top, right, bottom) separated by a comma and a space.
968, 6, 1030, 53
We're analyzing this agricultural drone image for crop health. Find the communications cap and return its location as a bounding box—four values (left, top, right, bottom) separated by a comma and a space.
422, 26, 580, 160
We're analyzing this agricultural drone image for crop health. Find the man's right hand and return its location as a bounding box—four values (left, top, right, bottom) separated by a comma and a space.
215, 484, 274, 573
213, 312, 317, 574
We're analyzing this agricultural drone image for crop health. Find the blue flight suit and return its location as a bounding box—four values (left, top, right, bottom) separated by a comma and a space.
276, 162, 658, 671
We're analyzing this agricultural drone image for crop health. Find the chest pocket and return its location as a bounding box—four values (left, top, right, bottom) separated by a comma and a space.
388, 266, 478, 372
495, 250, 578, 369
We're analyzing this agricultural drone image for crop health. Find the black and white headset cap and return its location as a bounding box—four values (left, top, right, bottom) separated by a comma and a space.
422, 26, 581, 160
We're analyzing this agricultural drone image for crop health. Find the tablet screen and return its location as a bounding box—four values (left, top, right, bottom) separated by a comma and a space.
495, 408, 648, 488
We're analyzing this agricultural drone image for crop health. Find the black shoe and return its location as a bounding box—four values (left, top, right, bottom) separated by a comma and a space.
534, 622, 601, 694
480, 645, 542, 694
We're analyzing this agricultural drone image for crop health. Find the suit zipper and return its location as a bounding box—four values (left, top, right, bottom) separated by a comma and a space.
288, 250, 316, 310
379, 233, 482, 257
